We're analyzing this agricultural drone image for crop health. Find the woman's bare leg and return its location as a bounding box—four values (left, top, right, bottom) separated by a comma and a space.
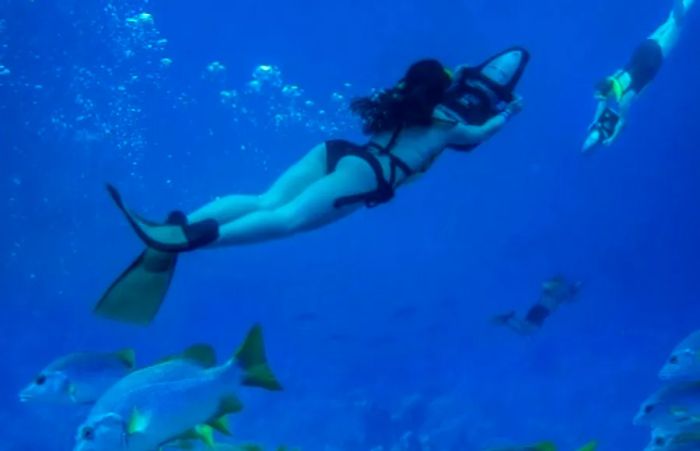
210, 158, 376, 247
652, 0, 694, 56
187, 143, 328, 224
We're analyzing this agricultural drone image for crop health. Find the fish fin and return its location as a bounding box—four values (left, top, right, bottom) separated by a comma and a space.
235, 324, 283, 391
531, 442, 557, 451
671, 406, 689, 416
156, 344, 217, 368
66, 383, 78, 403
239, 445, 264, 451
194, 424, 215, 448
181, 344, 217, 368
163, 438, 197, 450
207, 415, 232, 435
217, 394, 244, 417
115, 348, 136, 369
576, 441, 598, 451
128, 407, 151, 435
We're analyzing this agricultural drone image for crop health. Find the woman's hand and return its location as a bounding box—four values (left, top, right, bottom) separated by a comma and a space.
500, 95, 523, 121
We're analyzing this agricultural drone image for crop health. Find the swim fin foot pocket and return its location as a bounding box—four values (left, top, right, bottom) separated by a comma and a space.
106, 184, 220, 252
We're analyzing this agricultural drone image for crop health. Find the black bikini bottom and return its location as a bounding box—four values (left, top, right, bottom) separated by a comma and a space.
325, 140, 401, 209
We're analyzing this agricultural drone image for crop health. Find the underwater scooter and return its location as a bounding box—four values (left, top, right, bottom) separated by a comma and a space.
582, 106, 620, 154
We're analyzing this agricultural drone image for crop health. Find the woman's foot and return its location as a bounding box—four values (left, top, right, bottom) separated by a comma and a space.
107, 184, 220, 252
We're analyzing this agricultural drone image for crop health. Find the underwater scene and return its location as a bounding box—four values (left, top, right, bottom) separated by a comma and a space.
2, 0, 700, 449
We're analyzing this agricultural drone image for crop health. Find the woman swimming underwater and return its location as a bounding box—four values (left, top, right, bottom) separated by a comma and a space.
96, 48, 530, 324
583, 0, 695, 152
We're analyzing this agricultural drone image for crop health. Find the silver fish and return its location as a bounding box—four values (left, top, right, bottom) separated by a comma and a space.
634, 382, 700, 431
660, 331, 700, 382
73, 324, 281, 451
19, 349, 135, 404
645, 428, 700, 451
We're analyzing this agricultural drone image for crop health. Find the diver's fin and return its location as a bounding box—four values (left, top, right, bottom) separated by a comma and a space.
93, 247, 177, 325
235, 324, 283, 391
114, 348, 137, 368
106, 184, 219, 252
576, 441, 598, 451
207, 415, 232, 436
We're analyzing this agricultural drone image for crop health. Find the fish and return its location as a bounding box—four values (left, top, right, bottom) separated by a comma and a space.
19, 349, 136, 404
634, 382, 700, 431
659, 331, 700, 382
163, 444, 298, 451
645, 429, 700, 451
482, 440, 597, 451
73, 324, 282, 451
481, 441, 556, 451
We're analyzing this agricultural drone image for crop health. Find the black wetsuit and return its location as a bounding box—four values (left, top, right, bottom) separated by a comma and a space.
625, 39, 664, 94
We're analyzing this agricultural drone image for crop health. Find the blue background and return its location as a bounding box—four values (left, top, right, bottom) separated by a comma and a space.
1, 0, 699, 449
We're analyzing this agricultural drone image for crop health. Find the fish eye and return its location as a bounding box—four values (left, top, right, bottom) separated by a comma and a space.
654, 437, 665, 446
82, 427, 95, 440
35, 374, 47, 385
669, 355, 679, 364
644, 404, 655, 414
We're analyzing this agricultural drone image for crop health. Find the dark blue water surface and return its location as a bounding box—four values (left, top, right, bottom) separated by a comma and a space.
1, 0, 699, 449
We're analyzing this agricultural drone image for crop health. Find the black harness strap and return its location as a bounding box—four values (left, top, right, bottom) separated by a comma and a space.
333, 126, 414, 209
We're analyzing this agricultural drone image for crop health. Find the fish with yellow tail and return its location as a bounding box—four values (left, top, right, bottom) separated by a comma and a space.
73, 324, 282, 451
483, 440, 598, 451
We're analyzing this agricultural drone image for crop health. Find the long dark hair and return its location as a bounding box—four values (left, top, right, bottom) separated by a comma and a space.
351, 59, 452, 135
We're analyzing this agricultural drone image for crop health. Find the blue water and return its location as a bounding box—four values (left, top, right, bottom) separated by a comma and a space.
2, 0, 699, 449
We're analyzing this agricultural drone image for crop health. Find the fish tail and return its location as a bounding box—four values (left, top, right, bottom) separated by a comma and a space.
576, 440, 598, 451
230, 324, 283, 391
